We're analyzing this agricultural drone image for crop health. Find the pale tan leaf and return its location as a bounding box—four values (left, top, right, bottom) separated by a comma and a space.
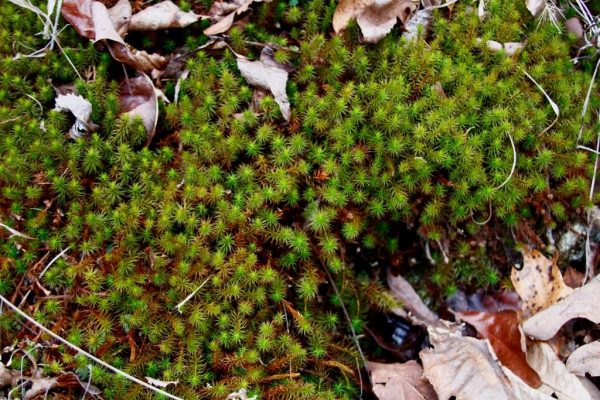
526, 0, 546, 17
145, 376, 179, 388
54, 93, 94, 139
237, 47, 290, 121
204, 0, 261, 36
566, 341, 600, 377
107, 0, 131, 36
403, 8, 431, 42
511, 249, 573, 317
333, 0, 416, 43
387, 269, 438, 325
523, 277, 600, 340
527, 342, 592, 400
502, 367, 556, 400
129, 1, 201, 31
579, 377, 600, 400
119, 73, 158, 141
366, 360, 437, 400
420, 325, 514, 400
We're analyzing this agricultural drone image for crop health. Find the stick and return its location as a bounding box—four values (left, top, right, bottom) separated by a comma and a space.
0, 294, 183, 400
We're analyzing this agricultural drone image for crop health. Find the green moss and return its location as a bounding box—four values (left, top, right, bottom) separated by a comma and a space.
0, 0, 598, 398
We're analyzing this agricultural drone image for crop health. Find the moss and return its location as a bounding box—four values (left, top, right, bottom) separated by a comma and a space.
0, 0, 598, 398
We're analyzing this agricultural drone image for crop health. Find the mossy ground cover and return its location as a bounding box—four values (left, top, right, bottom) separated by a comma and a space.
0, 0, 599, 398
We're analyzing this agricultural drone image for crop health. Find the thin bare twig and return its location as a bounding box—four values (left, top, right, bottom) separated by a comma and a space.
0, 294, 183, 400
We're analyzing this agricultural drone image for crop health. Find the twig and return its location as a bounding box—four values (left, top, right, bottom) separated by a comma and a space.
523, 70, 559, 136
40, 247, 71, 278
0, 294, 183, 400
577, 57, 600, 144
175, 276, 210, 313
473, 200, 493, 225
317, 259, 369, 394
0, 222, 33, 239
493, 133, 517, 190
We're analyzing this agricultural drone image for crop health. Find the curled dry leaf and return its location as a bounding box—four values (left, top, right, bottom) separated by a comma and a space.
204, 0, 266, 36
511, 249, 573, 317
523, 277, 600, 341
145, 376, 179, 388
129, 1, 201, 31
366, 360, 437, 400
61, 0, 168, 73
502, 367, 555, 400
478, 39, 524, 56
403, 8, 431, 42
107, 0, 132, 36
527, 342, 593, 400
237, 47, 290, 121
566, 341, 600, 377
119, 73, 158, 142
54, 93, 94, 139
526, 0, 546, 17
333, 0, 417, 43
454, 310, 541, 388
420, 325, 514, 400
387, 269, 438, 325
446, 289, 521, 313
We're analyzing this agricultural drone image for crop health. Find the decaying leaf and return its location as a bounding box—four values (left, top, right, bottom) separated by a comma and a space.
477, 39, 524, 56
119, 73, 159, 142
107, 0, 132, 36
333, 0, 417, 43
526, 0, 546, 17
511, 249, 573, 316
403, 8, 431, 42
527, 342, 593, 400
54, 93, 94, 139
61, 0, 97, 39
523, 276, 600, 341
237, 47, 290, 121
204, 0, 266, 36
145, 376, 179, 388
387, 269, 438, 325
129, 1, 201, 31
447, 289, 521, 313
502, 367, 556, 400
454, 310, 541, 388
366, 360, 437, 400
62, 0, 168, 73
420, 325, 514, 400
566, 341, 600, 377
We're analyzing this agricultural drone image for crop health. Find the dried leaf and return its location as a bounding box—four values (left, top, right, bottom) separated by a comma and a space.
454, 310, 541, 388
387, 269, 438, 325
563, 267, 585, 288
107, 0, 132, 36
61, 0, 95, 39
204, 0, 263, 36
566, 17, 584, 41
119, 73, 158, 141
62, 0, 168, 73
511, 249, 573, 317
54, 93, 94, 138
526, 0, 546, 17
478, 39, 524, 56
333, 0, 416, 43
237, 47, 290, 121
420, 325, 514, 400
527, 342, 593, 400
502, 367, 556, 400
403, 8, 431, 42
523, 277, 600, 340
566, 341, 600, 377
145, 376, 179, 388
129, 1, 201, 31
366, 360, 437, 400
446, 289, 521, 313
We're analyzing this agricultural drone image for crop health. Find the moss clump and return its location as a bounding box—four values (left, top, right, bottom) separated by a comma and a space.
0, 0, 598, 398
